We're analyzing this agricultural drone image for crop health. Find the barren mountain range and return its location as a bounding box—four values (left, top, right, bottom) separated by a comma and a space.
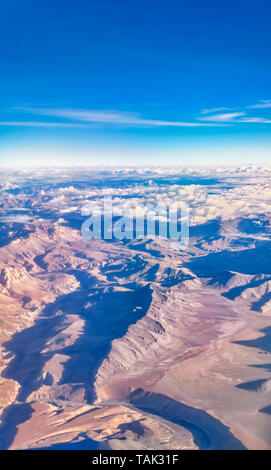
0, 166, 271, 449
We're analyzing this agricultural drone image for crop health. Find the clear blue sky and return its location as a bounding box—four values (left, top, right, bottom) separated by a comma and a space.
0, 0, 271, 166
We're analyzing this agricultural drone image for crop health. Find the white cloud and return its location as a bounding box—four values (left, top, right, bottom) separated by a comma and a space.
198, 112, 245, 122
14, 107, 226, 128
6, 103, 271, 129
0, 214, 34, 223
247, 100, 271, 109
200, 107, 232, 114
239, 117, 271, 123
0, 121, 88, 128
21, 166, 271, 229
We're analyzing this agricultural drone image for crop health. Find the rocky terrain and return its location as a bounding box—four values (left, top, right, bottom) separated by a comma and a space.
0, 166, 271, 449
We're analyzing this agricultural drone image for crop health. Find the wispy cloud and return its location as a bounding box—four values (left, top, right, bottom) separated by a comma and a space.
4, 103, 271, 129
247, 100, 271, 109
0, 121, 88, 128
239, 117, 271, 123
200, 102, 271, 123
200, 107, 232, 115
198, 112, 245, 122
13, 107, 226, 127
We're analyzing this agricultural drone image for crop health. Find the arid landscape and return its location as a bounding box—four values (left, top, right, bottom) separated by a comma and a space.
0, 166, 270, 450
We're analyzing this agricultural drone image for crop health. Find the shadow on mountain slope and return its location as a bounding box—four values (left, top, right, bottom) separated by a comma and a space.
128, 389, 246, 450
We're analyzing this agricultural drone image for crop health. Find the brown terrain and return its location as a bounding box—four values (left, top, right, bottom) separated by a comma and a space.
0, 167, 271, 450
0, 217, 270, 450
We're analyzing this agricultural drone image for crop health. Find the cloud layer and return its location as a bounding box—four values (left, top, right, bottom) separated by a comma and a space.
2, 166, 271, 231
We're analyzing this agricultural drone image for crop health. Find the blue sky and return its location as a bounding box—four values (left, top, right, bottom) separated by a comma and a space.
0, 0, 271, 166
